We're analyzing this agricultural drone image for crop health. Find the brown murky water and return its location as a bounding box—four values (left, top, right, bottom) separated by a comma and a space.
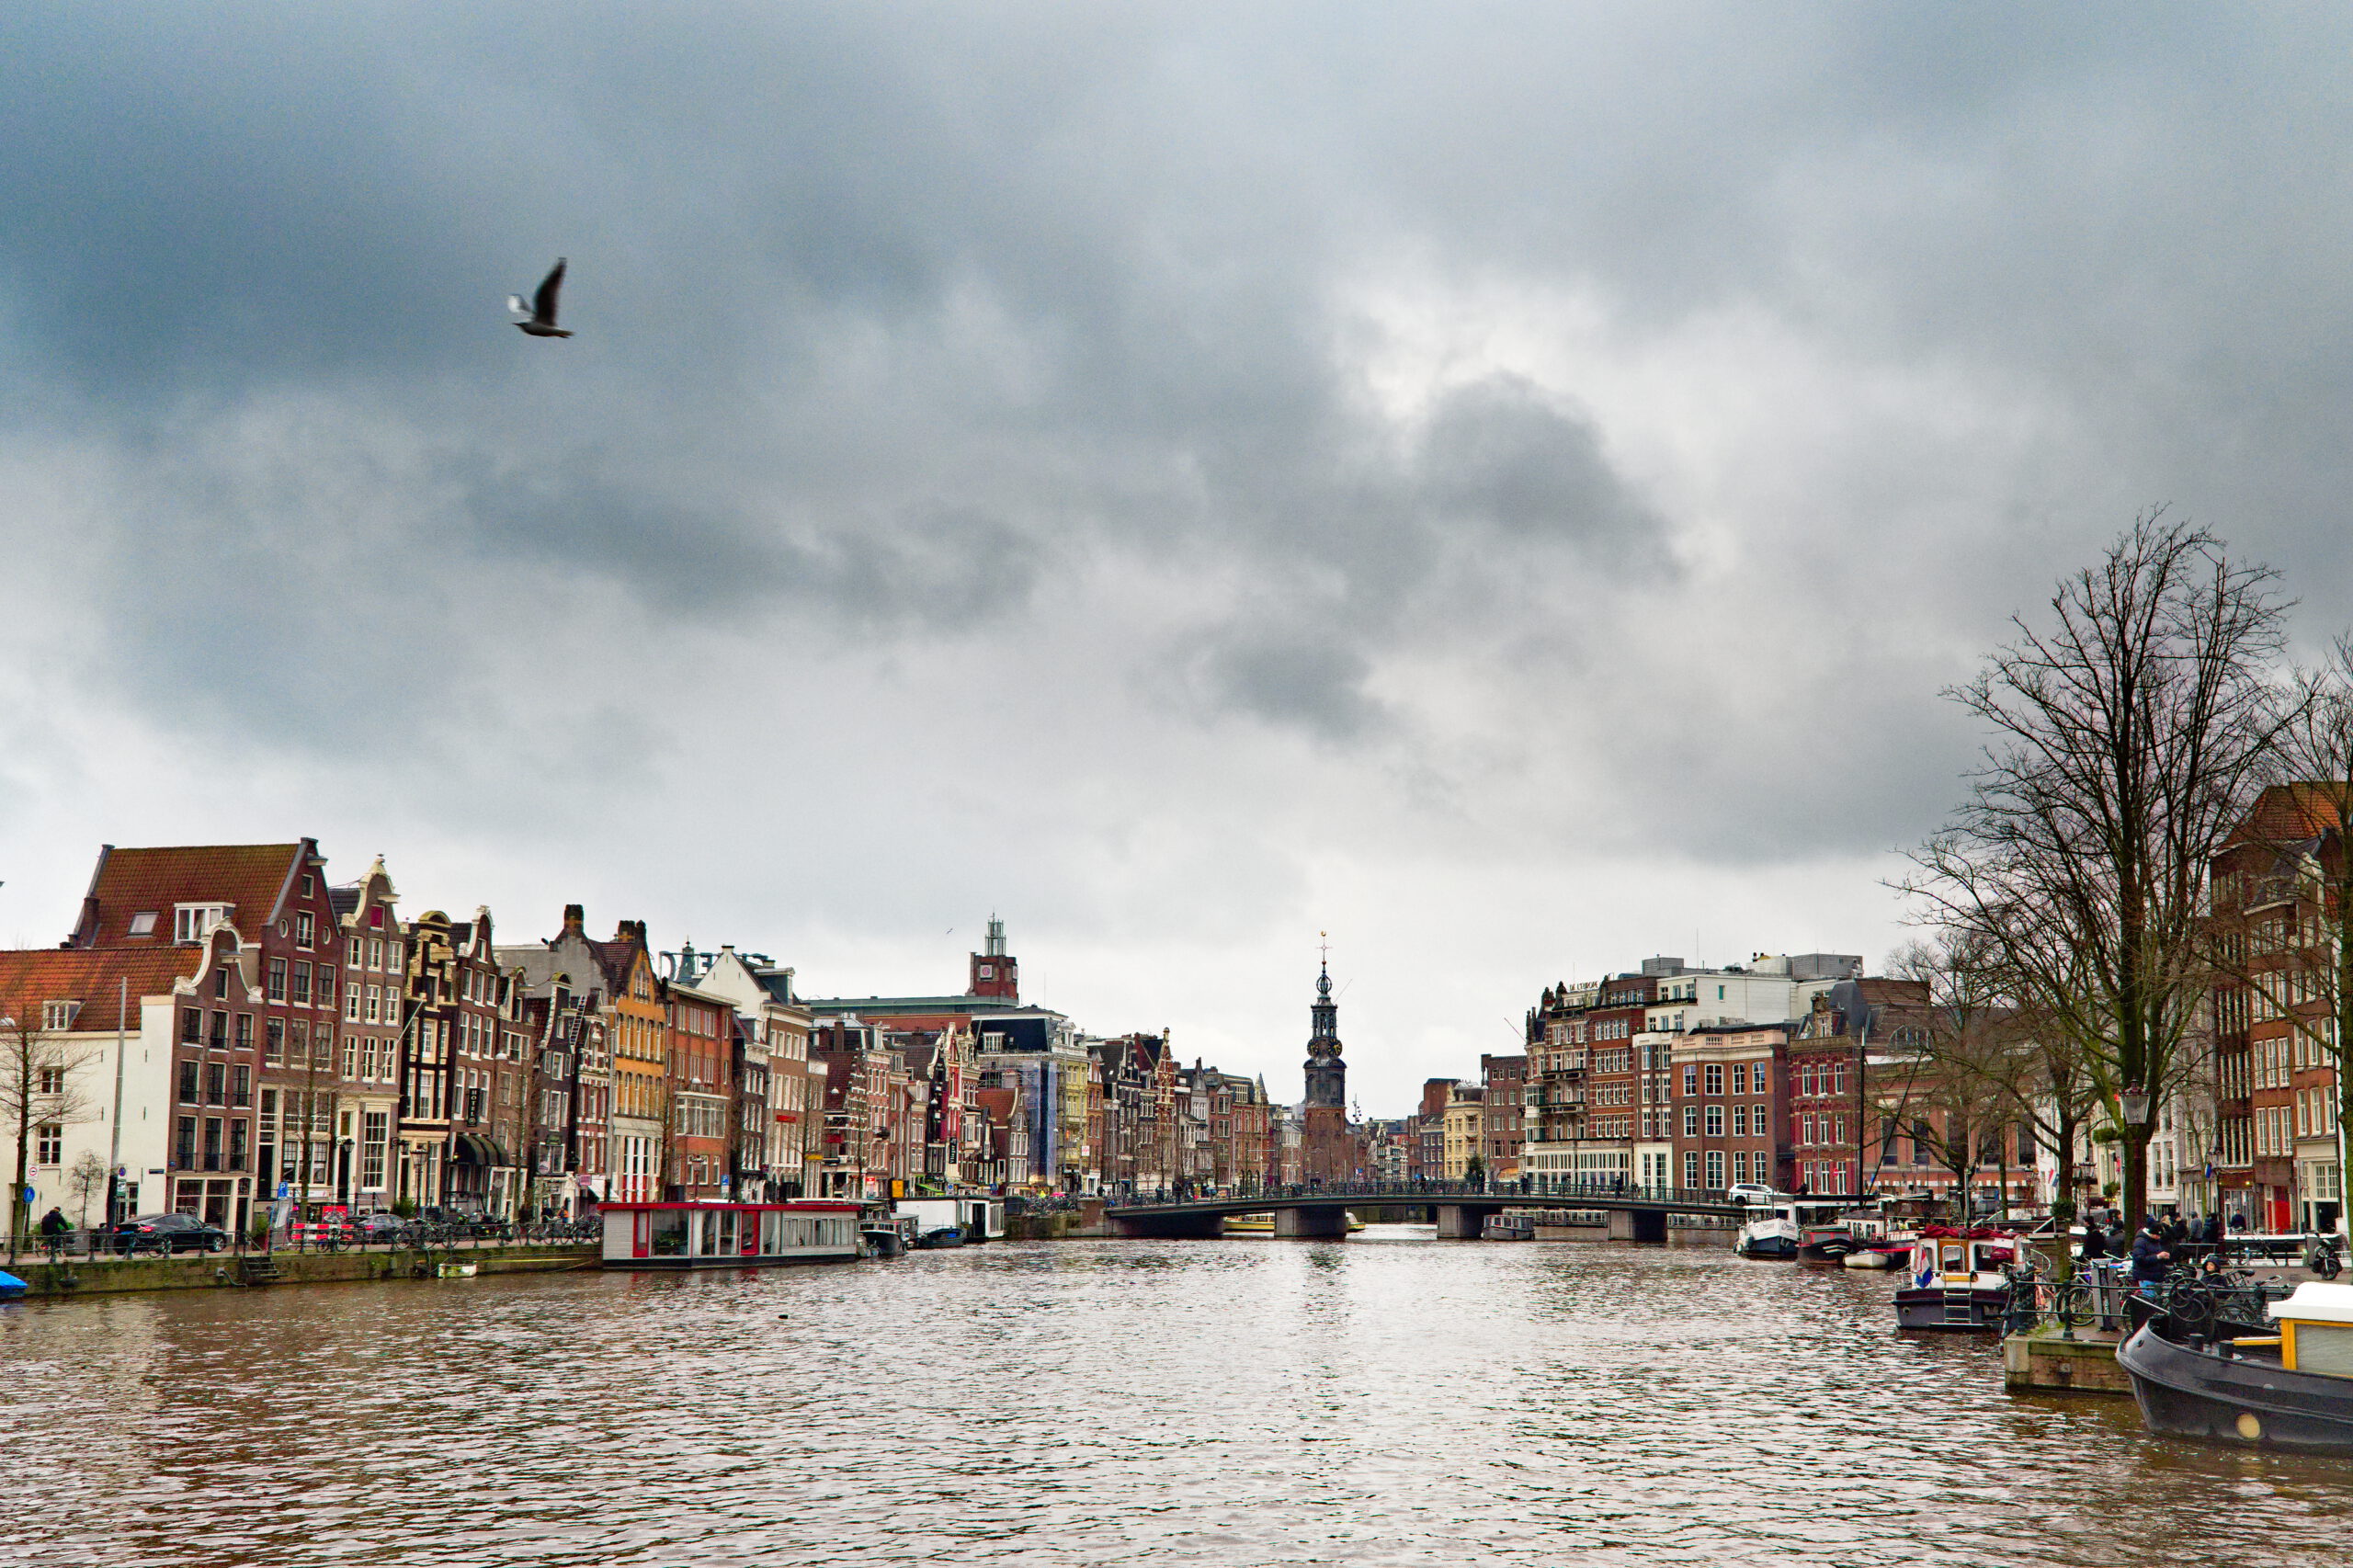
3, 1229, 2347, 1566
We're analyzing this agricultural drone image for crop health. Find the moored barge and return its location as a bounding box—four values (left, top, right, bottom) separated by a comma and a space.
2118, 1281, 2353, 1454
600, 1199, 864, 1268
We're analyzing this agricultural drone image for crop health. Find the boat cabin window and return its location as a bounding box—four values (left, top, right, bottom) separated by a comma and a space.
2291, 1322, 2353, 1378
646, 1210, 688, 1257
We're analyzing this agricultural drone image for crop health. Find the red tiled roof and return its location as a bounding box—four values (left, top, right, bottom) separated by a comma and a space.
2223, 782, 2353, 850
0, 945, 204, 1022
70, 841, 314, 948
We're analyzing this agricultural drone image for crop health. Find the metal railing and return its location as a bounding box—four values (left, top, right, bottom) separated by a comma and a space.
1105, 1177, 1748, 1212
6, 1217, 601, 1265
1999, 1256, 2300, 1342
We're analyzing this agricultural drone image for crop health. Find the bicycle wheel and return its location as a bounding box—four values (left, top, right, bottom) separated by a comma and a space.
2053, 1283, 2094, 1330
2169, 1287, 2219, 1339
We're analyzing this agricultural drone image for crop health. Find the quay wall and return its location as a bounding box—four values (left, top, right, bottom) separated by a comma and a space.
2002, 1329, 2131, 1396
9, 1244, 598, 1300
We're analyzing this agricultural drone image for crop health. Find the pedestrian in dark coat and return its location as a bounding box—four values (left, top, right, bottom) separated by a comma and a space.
2131, 1223, 2172, 1291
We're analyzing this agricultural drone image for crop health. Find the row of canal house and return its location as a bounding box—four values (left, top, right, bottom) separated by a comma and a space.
1508, 954, 1946, 1199
1469, 783, 2353, 1232
1, 839, 845, 1235
6, 842, 1304, 1236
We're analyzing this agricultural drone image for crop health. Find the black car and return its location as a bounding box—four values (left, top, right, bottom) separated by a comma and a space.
112, 1212, 230, 1255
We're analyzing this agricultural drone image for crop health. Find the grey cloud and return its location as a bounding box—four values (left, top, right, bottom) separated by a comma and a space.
1415, 376, 1671, 569
6, 2, 2353, 877
1196, 631, 1384, 744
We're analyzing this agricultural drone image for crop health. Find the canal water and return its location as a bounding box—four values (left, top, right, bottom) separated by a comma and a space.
3, 1228, 2348, 1566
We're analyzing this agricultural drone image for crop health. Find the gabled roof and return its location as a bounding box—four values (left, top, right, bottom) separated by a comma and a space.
2224, 781, 2353, 850
69, 841, 314, 948
584, 937, 647, 996
0, 945, 206, 1020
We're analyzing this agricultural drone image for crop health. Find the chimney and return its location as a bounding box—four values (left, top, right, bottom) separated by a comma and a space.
563, 903, 585, 936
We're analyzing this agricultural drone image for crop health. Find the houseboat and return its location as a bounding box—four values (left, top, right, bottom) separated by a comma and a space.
2118, 1281, 2353, 1454
600, 1200, 864, 1268
1893, 1229, 2019, 1331
895, 1195, 1004, 1243
1736, 1198, 1849, 1259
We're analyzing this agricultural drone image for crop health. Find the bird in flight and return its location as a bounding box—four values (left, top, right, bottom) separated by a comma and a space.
508, 258, 573, 338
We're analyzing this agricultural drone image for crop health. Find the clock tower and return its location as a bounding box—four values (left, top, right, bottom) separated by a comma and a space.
1302, 946, 1351, 1183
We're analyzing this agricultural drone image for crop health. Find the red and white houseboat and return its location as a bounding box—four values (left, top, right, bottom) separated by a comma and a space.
599, 1199, 865, 1268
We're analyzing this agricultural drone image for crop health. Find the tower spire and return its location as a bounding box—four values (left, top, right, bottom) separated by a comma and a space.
1302, 934, 1349, 1183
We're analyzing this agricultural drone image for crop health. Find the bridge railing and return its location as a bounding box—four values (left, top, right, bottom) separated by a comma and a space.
1103, 1178, 1745, 1211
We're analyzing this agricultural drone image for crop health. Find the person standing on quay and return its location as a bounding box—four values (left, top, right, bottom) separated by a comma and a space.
2131, 1222, 2173, 1296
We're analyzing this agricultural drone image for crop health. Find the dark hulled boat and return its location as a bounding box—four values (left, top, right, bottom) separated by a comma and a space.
2117, 1282, 2353, 1455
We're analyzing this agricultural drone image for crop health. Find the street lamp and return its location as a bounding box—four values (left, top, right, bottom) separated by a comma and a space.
2119, 1085, 2151, 1128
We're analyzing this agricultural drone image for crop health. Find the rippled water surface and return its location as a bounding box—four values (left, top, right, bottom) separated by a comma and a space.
5, 1229, 2350, 1566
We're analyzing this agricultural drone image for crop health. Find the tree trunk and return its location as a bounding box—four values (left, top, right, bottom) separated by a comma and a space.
2050, 1110, 2079, 1227
2123, 1124, 2151, 1231
10, 1118, 28, 1250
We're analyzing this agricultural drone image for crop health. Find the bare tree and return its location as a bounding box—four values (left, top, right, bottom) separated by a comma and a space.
1882, 936, 2030, 1221
1, 995, 99, 1249
68, 1151, 109, 1228
1905, 512, 2293, 1231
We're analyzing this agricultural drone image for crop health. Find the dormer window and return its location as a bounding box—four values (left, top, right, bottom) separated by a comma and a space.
175, 904, 229, 944
43, 1001, 79, 1031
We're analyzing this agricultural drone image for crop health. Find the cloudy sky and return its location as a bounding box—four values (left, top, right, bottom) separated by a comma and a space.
4, 5, 2351, 1113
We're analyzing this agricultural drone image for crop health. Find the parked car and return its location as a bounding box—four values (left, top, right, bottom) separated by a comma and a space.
352, 1211, 413, 1244
1726, 1184, 1778, 1209
112, 1212, 231, 1255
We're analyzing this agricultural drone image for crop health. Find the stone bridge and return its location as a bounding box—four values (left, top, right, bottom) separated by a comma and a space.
1103, 1180, 1751, 1241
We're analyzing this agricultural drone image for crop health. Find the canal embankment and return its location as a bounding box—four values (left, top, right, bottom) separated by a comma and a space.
5, 1243, 597, 1298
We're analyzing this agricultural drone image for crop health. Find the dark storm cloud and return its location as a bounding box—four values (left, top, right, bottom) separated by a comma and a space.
1416, 377, 1666, 564
6, 2, 2353, 865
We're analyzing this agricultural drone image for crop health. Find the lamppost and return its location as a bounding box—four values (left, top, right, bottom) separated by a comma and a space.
2119, 1084, 2151, 1226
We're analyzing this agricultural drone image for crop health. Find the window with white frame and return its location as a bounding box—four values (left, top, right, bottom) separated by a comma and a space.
174, 904, 229, 944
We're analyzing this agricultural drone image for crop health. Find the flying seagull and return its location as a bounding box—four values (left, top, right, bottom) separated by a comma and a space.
508, 258, 573, 338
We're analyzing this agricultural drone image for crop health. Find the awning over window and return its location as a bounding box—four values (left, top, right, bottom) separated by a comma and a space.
450, 1132, 509, 1167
